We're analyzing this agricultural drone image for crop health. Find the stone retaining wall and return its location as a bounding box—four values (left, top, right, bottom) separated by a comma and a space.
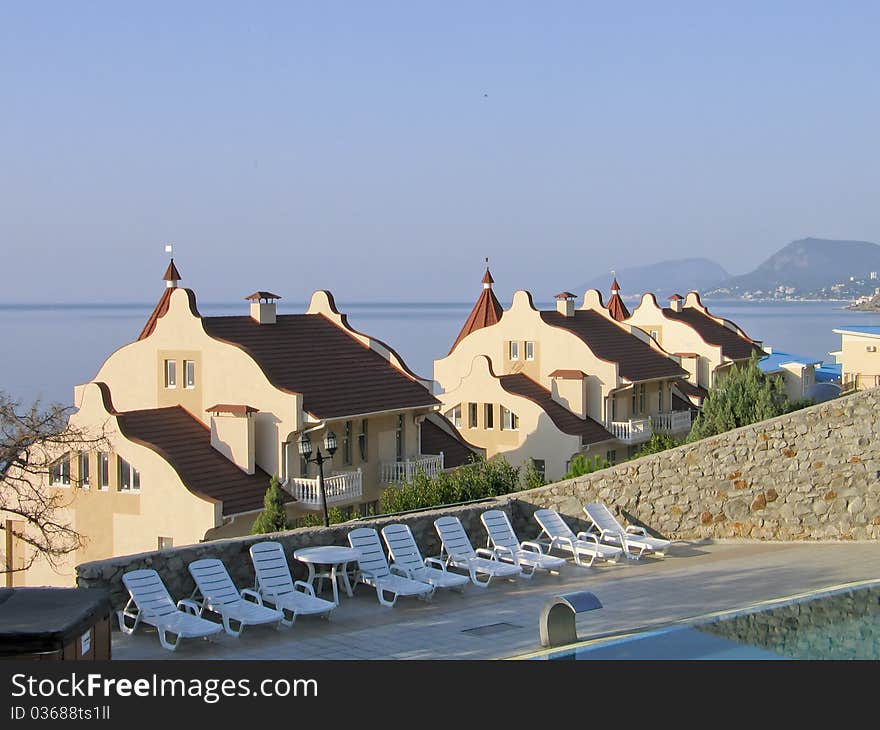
77, 388, 880, 610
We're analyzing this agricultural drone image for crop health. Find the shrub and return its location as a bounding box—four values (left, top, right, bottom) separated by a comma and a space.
250, 475, 291, 534
563, 454, 611, 479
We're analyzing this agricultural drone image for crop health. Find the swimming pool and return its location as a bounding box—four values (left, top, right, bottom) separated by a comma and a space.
529, 580, 880, 660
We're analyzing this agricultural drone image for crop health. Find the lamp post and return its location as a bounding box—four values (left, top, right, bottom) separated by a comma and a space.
298, 430, 337, 527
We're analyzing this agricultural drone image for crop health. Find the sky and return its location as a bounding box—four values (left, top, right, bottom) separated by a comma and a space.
3, 2, 880, 304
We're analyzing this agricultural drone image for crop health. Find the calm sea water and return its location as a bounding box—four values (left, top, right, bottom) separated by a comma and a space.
2, 298, 878, 407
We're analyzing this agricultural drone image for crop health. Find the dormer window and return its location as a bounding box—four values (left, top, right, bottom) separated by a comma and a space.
164, 360, 176, 388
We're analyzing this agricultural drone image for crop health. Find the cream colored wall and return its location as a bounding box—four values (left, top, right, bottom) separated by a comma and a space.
91, 288, 302, 478
437, 356, 583, 482
550, 377, 585, 417
628, 293, 724, 389
608, 380, 671, 421
434, 290, 619, 423
839, 333, 880, 389
6, 382, 220, 587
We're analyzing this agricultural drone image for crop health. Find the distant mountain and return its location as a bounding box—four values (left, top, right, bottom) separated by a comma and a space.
708, 238, 880, 298
576, 258, 730, 300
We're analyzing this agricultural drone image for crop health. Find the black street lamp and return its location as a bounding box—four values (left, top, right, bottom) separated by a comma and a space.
298, 430, 337, 527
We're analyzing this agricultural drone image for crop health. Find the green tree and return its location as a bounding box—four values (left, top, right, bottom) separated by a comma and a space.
687, 353, 788, 442
250, 475, 291, 534
563, 454, 611, 479
630, 433, 684, 459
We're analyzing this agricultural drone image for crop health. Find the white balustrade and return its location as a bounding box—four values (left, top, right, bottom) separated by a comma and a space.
608, 418, 653, 443
380, 453, 444, 484
285, 468, 362, 509
650, 410, 693, 433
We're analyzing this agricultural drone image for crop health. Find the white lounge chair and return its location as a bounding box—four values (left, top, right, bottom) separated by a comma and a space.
381, 523, 470, 593
433, 515, 522, 588
188, 558, 284, 637
533, 509, 624, 567
583, 503, 671, 559
118, 569, 224, 651
348, 527, 436, 607
249, 541, 337, 625
481, 509, 567, 578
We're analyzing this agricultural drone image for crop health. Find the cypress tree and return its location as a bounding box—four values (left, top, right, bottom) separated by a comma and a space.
251, 475, 291, 534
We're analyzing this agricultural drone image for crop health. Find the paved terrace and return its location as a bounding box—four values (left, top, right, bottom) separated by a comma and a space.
112, 539, 880, 660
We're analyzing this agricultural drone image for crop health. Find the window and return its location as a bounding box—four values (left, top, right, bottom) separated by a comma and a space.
395, 414, 405, 461
158, 537, 173, 550
650, 329, 659, 341
658, 386, 664, 412
632, 384, 646, 415
118, 457, 140, 492
343, 420, 352, 464
164, 359, 176, 388
468, 402, 478, 429
184, 360, 195, 388
49, 454, 71, 486
98, 452, 109, 490
449, 405, 462, 428
500, 406, 519, 430
606, 449, 617, 464
484, 403, 494, 429
79, 452, 90, 489
300, 453, 310, 477
640, 384, 646, 413
531, 458, 545, 480
358, 420, 368, 461
359, 500, 379, 518
509, 341, 519, 360
525, 341, 535, 360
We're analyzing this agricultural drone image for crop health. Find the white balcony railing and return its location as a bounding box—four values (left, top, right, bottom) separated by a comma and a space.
650, 410, 693, 434
380, 453, 444, 484
608, 418, 653, 444
286, 468, 362, 510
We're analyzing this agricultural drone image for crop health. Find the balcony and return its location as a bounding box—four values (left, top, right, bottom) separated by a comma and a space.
650, 410, 693, 434
285, 469, 363, 510
380, 453, 444, 484
608, 418, 653, 444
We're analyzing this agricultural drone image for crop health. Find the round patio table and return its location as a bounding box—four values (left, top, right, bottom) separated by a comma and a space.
293, 546, 362, 606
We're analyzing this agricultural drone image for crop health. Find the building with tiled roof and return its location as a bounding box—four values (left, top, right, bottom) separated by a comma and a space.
626, 290, 764, 393
14, 260, 444, 587
434, 274, 692, 479
831, 325, 880, 392
448, 267, 504, 353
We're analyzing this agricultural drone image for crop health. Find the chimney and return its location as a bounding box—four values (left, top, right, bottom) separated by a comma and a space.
555, 291, 576, 317
208, 405, 257, 474
246, 291, 281, 324
668, 294, 684, 313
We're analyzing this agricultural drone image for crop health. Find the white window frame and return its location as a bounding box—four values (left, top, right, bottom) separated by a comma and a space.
98, 452, 110, 490
525, 341, 535, 361
468, 402, 478, 429
164, 360, 177, 389
49, 454, 71, 487
451, 405, 462, 429
500, 406, 519, 431
79, 452, 90, 489
184, 360, 196, 389
484, 403, 494, 429
118, 457, 141, 493
509, 341, 519, 361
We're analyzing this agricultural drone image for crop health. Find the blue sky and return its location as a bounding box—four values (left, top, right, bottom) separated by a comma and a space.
2, 2, 880, 303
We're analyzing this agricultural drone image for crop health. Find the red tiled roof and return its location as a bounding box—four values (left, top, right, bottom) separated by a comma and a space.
540, 310, 687, 382
115, 406, 278, 517
673, 379, 709, 405
554, 291, 577, 299
548, 369, 587, 378
138, 288, 173, 340
611, 278, 621, 292
449, 288, 504, 353
607, 292, 630, 321
669, 294, 684, 300
499, 374, 613, 445
481, 268, 494, 285
674, 352, 700, 358
662, 307, 762, 361
206, 404, 258, 416
420, 413, 482, 469
163, 259, 181, 282
245, 291, 281, 301
202, 314, 439, 419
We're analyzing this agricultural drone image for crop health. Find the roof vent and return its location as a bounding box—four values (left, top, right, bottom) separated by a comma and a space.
246, 291, 281, 325
668, 293, 684, 313
555, 291, 576, 317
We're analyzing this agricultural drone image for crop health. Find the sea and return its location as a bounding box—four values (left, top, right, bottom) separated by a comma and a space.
2, 298, 878, 408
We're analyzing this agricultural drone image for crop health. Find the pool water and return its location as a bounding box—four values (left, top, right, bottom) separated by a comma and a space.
536, 581, 880, 660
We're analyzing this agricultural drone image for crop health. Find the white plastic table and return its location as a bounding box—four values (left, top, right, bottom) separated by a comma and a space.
293, 546, 362, 606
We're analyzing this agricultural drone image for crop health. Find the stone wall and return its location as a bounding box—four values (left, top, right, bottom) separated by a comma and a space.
77, 388, 880, 610
522, 387, 880, 542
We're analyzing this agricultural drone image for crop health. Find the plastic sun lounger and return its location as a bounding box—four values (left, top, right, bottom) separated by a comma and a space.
533, 509, 624, 567
433, 515, 522, 588
582, 503, 671, 559
118, 569, 224, 651
188, 558, 284, 637
381, 523, 470, 593
481, 509, 567, 578
249, 541, 337, 625
348, 527, 436, 607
